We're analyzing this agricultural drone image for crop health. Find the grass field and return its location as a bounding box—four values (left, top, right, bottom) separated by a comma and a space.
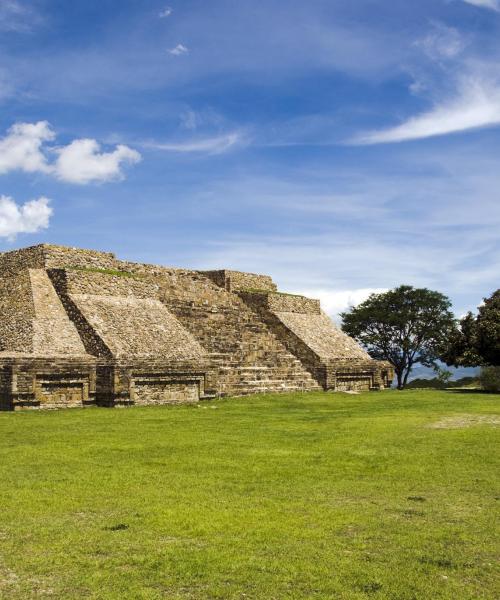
0, 390, 498, 599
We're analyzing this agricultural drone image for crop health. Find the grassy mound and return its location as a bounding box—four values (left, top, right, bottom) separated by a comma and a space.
0, 390, 498, 599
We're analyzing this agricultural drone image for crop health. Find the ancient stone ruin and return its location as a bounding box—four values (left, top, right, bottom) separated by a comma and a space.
0, 244, 393, 410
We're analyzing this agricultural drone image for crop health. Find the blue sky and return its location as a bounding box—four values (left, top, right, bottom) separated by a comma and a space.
0, 0, 499, 318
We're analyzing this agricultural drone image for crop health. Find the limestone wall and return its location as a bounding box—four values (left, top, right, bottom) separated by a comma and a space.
202, 269, 277, 292
0, 270, 34, 353
0, 245, 46, 275
0, 244, 118, 274
71, 295, 205, 359
94, 358, 213, 407
43, 245, 118, 270
0, 355, 96, 410
30, 269, 88, 356
62, 269, 160, 299
267, 293, 320, 314
240, 291, 321, 314
273, 311, 369, 361
143, 268, 242, 308
0, 365, 11, 410
48, 269, 205, 361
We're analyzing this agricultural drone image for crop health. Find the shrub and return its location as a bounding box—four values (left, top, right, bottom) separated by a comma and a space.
480, 366, 500, 392
406, 376, 478, 390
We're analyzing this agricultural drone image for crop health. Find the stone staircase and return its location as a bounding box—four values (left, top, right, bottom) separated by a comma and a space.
162, 296, 321, 396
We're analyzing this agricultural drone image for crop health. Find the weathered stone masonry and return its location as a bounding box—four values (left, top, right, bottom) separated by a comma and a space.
0, 244, 393, 410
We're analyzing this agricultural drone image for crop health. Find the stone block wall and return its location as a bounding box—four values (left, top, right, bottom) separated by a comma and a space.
0, 365, 12, 410
48, 269, 205, 360
0, 270, 34, 353
43, 245, 118, 270
202, 269, 277, 292
0, 356, 96, 410
239, 291, 321, 314
267, 293, 320, 314
93, 358, 213, 407
0, 244, 47, 275
30, 269, 88, 355
61, 268, 160, 298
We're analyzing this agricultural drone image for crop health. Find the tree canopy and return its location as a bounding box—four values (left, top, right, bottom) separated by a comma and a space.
442, 289, 500, 367
340, 286, 456, 390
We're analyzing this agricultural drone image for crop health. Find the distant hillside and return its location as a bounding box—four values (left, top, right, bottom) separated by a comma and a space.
408, 363, 479, 382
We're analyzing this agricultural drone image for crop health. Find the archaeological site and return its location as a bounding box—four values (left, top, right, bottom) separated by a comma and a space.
0, 244, 393, 410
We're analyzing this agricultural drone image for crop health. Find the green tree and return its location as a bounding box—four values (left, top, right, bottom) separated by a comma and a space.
433, 365, 453, 387
480, 366, 500, 393
442, 289, 500, 367
341, 286, 456, 390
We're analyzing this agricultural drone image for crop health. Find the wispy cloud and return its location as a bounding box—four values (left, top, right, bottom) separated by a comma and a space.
179, 142, 500, 318
0, 0, 41, 33
159, 7, 172, 18
143, 132, 244, 154
0, 3, 418, 104
180, 110, 200, 131
168, 44, 189, 56
415, 22, 467, 60
0, 121, 141, 183
462, 0, 500, 11
0, 195, 52, 240
353, 78, 500, 144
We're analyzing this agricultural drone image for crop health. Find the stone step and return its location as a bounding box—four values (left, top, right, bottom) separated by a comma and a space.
166, 290, 324, 394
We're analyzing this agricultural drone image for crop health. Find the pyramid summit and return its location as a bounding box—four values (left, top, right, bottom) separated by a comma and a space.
0, 244, 393, 410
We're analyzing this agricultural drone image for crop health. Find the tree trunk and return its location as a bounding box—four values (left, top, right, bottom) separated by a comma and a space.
402, 368, 411, 389
396, 370, 404, 390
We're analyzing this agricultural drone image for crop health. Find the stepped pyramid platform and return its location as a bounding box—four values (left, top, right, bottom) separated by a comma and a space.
0, 244, 393, 410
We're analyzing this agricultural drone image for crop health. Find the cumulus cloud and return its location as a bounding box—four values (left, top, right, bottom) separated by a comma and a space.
0, 120, 141, 183
168, 44, 189, 56
295, 288, 388, 320
0, 121, 54, 174
0, 195, 52, 239
54, 139, 141, 184
462, 0, 500, 11
353, 79, 500, 144
143, 132, 243, 154
159, 7, 172, 18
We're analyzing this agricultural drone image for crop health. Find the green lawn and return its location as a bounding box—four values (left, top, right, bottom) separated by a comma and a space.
0, 390, 498, 599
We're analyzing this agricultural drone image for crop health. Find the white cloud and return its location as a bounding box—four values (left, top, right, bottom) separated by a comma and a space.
0, 120, 141, 183
415, 23, 466, 60
159, 7, 172, 18
296, 288, 388, 320
0, 121, 54, 174
54, 139, 141, 184
180, 110, 201, 131
143, 132, 243, 154
0, 195, 52, 239
354, 79, 500, 144
168, 44, 189, 56
462, 0, 500, 11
